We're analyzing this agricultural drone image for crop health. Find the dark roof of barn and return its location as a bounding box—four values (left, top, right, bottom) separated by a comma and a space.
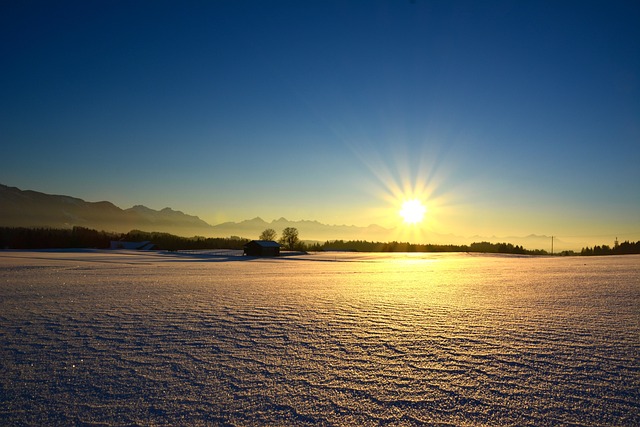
244, 240, 281, 248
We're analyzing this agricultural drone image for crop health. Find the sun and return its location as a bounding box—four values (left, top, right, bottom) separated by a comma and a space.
399, 199, 427, 224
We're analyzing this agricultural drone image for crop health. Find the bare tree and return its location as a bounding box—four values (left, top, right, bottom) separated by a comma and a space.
259, 228, 277, 241
279, 227, 299, 250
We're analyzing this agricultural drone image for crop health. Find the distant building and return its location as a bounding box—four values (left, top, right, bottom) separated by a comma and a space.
110, 241, 156, 250
243, 240, 281, 257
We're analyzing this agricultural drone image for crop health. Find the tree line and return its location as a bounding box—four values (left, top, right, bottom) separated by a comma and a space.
3, 226, 638, 256
306, 239, 549, 255
258, 229, 547, 254
580, 240, 640, 256
0, 227, 249, 251
1, 226, 543, 254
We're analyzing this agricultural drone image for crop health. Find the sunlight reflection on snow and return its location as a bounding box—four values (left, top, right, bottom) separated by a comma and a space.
1, 251, 638, 426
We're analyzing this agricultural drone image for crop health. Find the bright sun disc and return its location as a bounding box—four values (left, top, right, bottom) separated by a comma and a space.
399, 199, 426, 224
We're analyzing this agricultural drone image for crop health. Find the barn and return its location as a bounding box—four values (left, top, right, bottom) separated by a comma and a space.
243, 240, 281, 257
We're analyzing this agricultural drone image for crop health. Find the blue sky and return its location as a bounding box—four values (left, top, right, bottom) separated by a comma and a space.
1, 0, 639, 245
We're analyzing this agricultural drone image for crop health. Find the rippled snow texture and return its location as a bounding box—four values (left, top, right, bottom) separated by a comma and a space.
1, 251, 639, 426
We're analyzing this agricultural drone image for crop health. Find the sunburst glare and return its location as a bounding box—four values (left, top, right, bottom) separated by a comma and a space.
399, 199, 427, 224
346, 138, 460, 243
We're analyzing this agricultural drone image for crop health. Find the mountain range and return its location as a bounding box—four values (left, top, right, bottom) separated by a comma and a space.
0, 184, 394, 241
0, 184, 213, 237
0, 183, 561, 250
212, 216, 392, 242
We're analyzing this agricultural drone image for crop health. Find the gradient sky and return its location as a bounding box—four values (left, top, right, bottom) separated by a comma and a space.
2, 0, 639, 245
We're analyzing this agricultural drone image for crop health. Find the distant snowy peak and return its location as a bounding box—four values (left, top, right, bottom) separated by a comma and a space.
240, 217, 269, 225
126, 205, 207, 223
127, 205, 155, 214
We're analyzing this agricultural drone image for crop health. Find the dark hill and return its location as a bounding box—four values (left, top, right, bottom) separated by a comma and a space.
0, 184, 214, 236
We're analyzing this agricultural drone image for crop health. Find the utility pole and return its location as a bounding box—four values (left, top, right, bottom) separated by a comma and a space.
551, 235, 554, 255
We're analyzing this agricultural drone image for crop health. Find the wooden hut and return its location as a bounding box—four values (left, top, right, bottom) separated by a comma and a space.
243, 240, 281, 257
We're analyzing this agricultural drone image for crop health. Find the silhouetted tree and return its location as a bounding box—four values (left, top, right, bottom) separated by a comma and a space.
581, 240, 639, 256
259, 228, 277, 241
279, 227, 299, 250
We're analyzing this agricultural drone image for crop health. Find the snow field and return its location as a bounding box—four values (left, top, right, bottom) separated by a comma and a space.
1, 251, 638, 426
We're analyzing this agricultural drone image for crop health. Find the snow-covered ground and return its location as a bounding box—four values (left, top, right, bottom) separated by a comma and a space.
1, 250, 638, 426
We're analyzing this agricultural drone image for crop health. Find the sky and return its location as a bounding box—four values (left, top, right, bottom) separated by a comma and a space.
1, 0, 639, 247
